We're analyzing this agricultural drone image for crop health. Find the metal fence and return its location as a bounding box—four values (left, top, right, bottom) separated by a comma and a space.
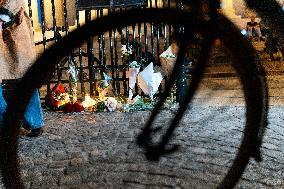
26, 0, 186, 100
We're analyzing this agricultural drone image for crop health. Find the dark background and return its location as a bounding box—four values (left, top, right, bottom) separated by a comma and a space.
77, 0, 147, 10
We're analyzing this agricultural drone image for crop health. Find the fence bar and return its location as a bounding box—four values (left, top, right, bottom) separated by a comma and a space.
113, 13, 120, 95
143, 22, 148, 63
162, 0, 168, 50
168, 0, 172, 44
175, 0, 187, 102
85, 10, 95, 96
108, 9, 116, 94
51, 0, 58, 40
149, 0, 155, 64
101, 9, 107, 70
28, 0, 33, 27
51, 0, 62, 82
132, 24, 136, 62
39, 0, 50, 93
64, 0, 76, 101
123, 8, 129, 95
97, 10, 103, 76
150, 22, 155, 64
138, 22, 142, 65
76, 9, 85, 97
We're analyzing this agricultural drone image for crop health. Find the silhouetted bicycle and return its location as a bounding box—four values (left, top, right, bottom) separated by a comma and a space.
3, 0, 284, 188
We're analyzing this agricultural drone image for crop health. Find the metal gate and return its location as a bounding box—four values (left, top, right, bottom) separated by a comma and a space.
26, 0, 184, 99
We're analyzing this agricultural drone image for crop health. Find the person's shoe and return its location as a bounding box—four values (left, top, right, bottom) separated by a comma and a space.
21, 122, 31, 131
26, 128, 43, 137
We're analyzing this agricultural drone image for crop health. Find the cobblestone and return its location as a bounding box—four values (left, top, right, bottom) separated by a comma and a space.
0, 107, 276, 188
1, 77, 284, 188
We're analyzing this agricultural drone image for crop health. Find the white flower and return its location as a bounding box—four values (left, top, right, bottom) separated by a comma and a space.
160, 52, 176, 59
129, 61, 140, 68
122, 45, 133, 55
105, 97, 118, 112
128, 45, 133, 54
122, 45, 128, 55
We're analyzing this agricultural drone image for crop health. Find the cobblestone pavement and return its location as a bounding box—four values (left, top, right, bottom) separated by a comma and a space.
1, 76, 284, 189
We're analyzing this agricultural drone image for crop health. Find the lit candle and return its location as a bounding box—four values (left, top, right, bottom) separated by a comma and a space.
82, 94, 96, 108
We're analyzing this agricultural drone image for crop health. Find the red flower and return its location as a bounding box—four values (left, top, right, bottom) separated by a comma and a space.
48, 93, 61, 107
64, 103, 74, 113
73, 102, 84, 112
52, 82, 65, 94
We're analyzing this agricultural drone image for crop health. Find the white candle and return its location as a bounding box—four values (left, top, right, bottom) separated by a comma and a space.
82, 94, 96, 108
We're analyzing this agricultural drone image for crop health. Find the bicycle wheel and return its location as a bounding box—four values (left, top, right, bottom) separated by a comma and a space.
0, 8, 267, 189
138, 10, 268, 188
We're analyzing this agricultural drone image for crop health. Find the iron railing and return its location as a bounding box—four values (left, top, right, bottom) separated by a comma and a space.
29, 0, 186, 99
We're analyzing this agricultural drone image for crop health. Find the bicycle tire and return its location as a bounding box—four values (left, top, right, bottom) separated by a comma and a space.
138, 11, 268, 188
0, 8, 267, 189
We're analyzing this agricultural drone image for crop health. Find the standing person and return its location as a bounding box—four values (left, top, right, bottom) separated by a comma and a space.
0, 0, 44, 137
246, 16, 264, 41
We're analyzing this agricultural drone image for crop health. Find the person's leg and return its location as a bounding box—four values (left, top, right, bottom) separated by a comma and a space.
0, 84, 7, 126
247, 27, 253, 38
255, 27, 264, 40
23, 89, 44, 137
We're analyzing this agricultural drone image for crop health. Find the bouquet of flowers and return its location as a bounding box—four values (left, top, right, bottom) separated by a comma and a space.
94, 97, 118, 112
122, 44, 133, 63
66, 55, 79, 103
105, 97, 118, 112
160, 44, 178, 77
96, 72, 112, 99
45, 82, 84, 113
45, 82, 70, 109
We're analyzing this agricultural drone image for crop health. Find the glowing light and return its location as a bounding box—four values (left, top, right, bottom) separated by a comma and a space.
82, 94, 96, 108
241, 29, 247, 35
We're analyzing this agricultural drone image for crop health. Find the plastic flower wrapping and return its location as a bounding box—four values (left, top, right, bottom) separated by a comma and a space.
45, 82, 84, 113
137, 63, 163, 99
96, 72, 112, 99
128, 61, 141, 100
160, 45, 177, 77
129, 61, 140, 68
45, 82, 70, 109
66, 56, 79, 103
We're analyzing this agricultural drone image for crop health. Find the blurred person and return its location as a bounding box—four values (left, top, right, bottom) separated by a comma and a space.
0, 0, 44, 137
246, 16, 264, 40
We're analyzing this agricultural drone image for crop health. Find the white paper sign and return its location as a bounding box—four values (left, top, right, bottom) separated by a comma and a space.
137, 63, 163, 99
